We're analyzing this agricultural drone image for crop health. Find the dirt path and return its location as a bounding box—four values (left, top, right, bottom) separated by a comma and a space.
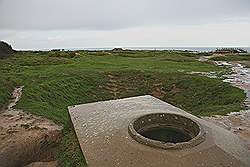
199, 55, 250, 149
0, 86, 63, 167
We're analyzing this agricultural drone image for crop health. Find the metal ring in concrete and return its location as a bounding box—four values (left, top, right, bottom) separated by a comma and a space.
128, 113, 205, 149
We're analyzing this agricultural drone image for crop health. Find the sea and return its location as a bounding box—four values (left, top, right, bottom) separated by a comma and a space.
69, 47, 250, 53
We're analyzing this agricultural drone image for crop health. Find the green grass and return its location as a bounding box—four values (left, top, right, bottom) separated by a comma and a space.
210, 54, 250, 68
210, 54, 250, 61
0, 50, 246, 166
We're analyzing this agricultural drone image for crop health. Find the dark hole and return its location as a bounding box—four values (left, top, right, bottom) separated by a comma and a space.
140, 127, 192, 143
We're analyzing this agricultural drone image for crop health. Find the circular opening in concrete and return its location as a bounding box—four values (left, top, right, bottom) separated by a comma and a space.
128, 113, 205, 149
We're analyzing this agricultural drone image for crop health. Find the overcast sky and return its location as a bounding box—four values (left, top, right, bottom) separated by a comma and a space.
0, 0, 250, 50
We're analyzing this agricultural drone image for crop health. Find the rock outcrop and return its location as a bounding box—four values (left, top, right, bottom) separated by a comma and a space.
0, 41, 15, 58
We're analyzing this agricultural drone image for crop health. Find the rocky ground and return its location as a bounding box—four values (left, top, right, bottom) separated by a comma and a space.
0, 87, 62, 167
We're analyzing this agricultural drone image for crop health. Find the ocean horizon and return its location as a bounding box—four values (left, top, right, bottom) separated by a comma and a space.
68, 47, 250, 53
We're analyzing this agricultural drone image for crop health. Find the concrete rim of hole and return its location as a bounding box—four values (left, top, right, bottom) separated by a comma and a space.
128, 113, 206, 149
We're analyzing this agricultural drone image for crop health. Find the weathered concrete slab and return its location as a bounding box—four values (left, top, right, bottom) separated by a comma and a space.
68, 95, 250, 167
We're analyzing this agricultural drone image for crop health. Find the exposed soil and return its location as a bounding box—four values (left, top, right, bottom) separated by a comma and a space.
0, 86, 63, 167
151, 83, 166, 99
203, 111, 250, 149
103, 74, 121, 98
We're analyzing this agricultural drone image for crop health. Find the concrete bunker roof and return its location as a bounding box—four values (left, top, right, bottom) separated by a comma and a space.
68, 95, 250, 167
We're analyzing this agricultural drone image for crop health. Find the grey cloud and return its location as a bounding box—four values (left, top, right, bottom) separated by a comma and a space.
0, 0, 250, 30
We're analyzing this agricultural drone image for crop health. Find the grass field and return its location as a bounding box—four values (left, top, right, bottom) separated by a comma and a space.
210, 54, 250, 61
210, 54, 250, 68
0, 50, 246, 166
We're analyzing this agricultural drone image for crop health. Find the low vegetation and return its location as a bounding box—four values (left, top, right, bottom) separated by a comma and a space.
0, 50, 246, 166
210, 54, 250, 61
210, 54, 250, 68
